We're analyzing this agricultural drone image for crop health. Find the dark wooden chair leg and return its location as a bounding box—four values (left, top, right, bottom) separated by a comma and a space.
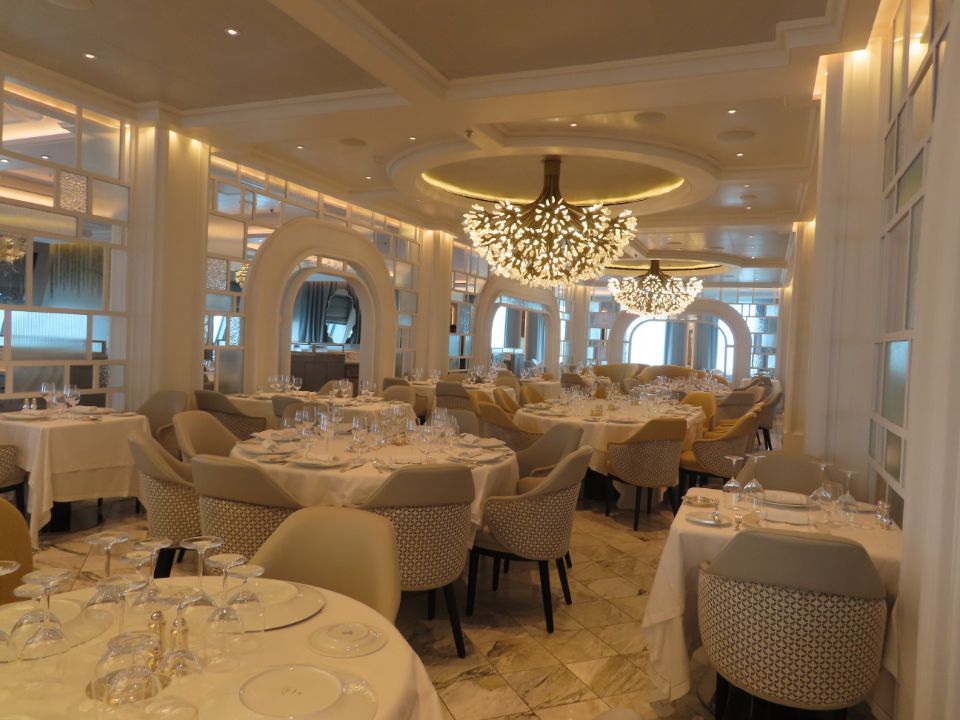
503, 558, 510, 573
427, 588, 437, 619
555, 558, 572, 605
646, 487, 653, 514
442, 583, 466, 658
176, 547, 186, 563
154, 547, 175, 578
465, 549, 479, 616
666, 486, 680, 514
763, 428, 772, 450
564, 552, 572, 568
633, 486, 641, 530
604, 478, 612, 516
537, 561, 554, 632
492, 556, 501, 591
134, 499, 142, 514
14, 482, 26, 515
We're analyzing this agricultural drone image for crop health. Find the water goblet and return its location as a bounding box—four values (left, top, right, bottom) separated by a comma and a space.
39, 381, 56, 412
224, 563, 266, 639
87, 531, 130, 577
837, 469, 860, 525
97, 665, 163, 717
178, 536, 224, 607
91, 631, 159, 702
281, 414, 297, 431
721, 455, 745, 510
18, 568, 73, 660
0, 562, 20, 662
205, 553, 246, 598
292, 376, 303, 392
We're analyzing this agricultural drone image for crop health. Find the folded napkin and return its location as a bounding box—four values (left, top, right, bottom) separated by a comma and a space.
460, 434, 480, 445
764, 490, 809, 506
762, 507, 811, 525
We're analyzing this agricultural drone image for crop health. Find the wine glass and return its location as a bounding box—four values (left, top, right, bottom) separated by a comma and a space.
178, 536, 224, 608
0, 562, 20, 662
317, 413, 334, 456
39, 381, 56, 412
91, 631, 159, 702
18, 568, 73, 660
225, 563, 266, 643
205, 553, 246, 598
292, 376, 303, 392
837, 469, 859, 525
97, 664, 163, 715
63, 384, 80, 412
86, 531, 130, 577
721, 455, 745, 509
414, 425, 433, 463
741, 454, 764, 519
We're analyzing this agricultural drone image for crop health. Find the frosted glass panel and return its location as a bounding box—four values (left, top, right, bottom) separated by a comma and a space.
218, 349, 243, 393
82, 219, 124, 245
13, 365, 64, 393
11, 311, 86, 360
207, 215, 244, 258
881, 340, 910, 426
885, 430, 903, 482
81, 111, 121, 179
90, 179, 128, 221
33, 238, 104, 310
0, 156, 55, 206
93, 315, 126, 360
0, 202, 76, 236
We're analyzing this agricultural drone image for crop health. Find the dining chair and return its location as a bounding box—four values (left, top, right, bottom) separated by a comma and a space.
710, 373, 731, 387
448, 408, 480, 436
681, 391, 718, 430
679, 412, 759, 489
714, 391, 757, 423
494, 374, 521, 394
0, 497, 31, 604
252, 506, 402, 623
318, 379, 354, 397
515, 424, 584, 493
607, 418, 686, 527
744, 375, 774, 399
561, 372, 589, 390
540, 371, 557, 381
127, 431, 201, 577
382, 377, 409, 390
383, 385, 417, 406
137, 390, 188, 459
737, 450, 825, 495
436, 381, 479, 413
271, 395, 303, 420
191, 455, 301, 558
620, 377, 639, 395
466, 446, 592, 632
0, 445, 26, 515
756, 390, 783, 450
519, 385, 545, 405
194, 390, 266, 440
172, 411, 238, 461
363, 464, 474, 657
476, 401, 540, 451
699, 529, 886, 719
493, 387, 520, 415
705, 402, 763, 437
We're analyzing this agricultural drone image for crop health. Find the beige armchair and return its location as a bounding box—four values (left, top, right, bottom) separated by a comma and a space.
381, 377, 409, 391
194, 390, 266, 440
714, 390, 758, 423
252, 506, 402, 623
519, 385, 545, 405
127, 431, 201, 577
191, 455, 301, 558
383, 384, 417, 406
448, 408, 479, 435
173, 410, 238, 461
560, 372, 589, 390
271, 395, 303, 420
607, 418, 686, 527
493, 387, 520, 415
363, 464, 475, 657
699, 529, 886, 715
137, 390, 188, 459
515, 424, 584, 493
0, 498, 31, 604
737, 450, 824, 495
0, 446, 26, 515
466, 446, 593, 632
679, 412, 759, 489
681, 391, 718, 430
384, 378, 429, 417
476, 401, 540, 451
318, 379, 353, 397
494, 374, 521, 394
436, 381, 478, 413
757, 390, 783, 450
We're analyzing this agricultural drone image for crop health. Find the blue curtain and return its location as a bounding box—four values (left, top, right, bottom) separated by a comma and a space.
664, 321, 686, 365
693, 320, 719, 371
292, 281, 362, 344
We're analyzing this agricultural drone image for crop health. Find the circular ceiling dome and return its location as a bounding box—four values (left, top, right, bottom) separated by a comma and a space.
604, 258, 729, 277
422, 155, 684, 205
717, 129, 756, 142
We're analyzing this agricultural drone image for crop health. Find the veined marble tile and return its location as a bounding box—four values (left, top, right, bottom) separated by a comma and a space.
438, 664, 531, 720
527, 628, 617, 664
609, 594, 650, 621
483, 635, 561, 674
534, 698, 612, 720
563, 599, 634, 628
593, 622, 648, 656
566, 655, 656, 697
501, 665, 597, 710
567, 560, 619, 583
584, 576, 643, 600
510, 607, 583, 634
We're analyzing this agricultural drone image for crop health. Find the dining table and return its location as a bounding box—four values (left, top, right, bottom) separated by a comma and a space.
0, 576, 445, 719
0, 409, 151, 547
228, 394, 416, 429
230, 431, 519, 542
641, 487, 902, 720
408, 380, 517, 413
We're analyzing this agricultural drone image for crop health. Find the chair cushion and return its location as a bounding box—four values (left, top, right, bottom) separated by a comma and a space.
517, 475, 545, 494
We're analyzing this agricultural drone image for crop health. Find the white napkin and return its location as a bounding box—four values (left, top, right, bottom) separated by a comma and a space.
459, 434, 480, 445
764, 490, 809, 506
762, 507, 811, 525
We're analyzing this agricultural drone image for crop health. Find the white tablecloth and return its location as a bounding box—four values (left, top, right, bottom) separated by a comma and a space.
229, 395, 415, 429
231, 436, 518, 541
513, 401, 705, 475
519, 379, 562, 400
0, 412, 151, 546
641, 487, 902, 717
0, 578, 444, 719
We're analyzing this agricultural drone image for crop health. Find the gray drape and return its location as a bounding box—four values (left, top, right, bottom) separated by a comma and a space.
292, 281, 361, 344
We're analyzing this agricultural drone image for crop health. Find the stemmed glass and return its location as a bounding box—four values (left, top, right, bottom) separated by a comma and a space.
741, 454, 764, 519
63, 384, 81, 413
292, 376, 303, 392
837, 469, 859, 525
414, 425, 434, 463
317, 413, 334, 456
90, 631, 159, 702
17, 568, 73, 660
178, 536, 224, 606
206, 553, 246, 598
84, 574, 148, 633
721, 455, 745, 510
86, 531, 130, 577
39, 382, 56, 412
351, 417, 369, 463
0, 561, 20, 662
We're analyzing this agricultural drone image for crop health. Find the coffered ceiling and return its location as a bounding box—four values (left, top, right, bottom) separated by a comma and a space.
0, 0, 882, 285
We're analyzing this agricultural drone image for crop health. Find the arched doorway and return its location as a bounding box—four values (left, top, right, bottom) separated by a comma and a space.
243, 218, 397, 389
623, 315, 735, 376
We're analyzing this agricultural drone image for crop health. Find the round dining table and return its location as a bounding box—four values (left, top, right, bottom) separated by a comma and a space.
0, 577, 445, 719
229, 394, 416, 429
231, 432, 519, 541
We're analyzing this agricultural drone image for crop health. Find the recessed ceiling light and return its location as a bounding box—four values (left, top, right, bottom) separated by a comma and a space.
750, 255, 757, 259
736, 152, 744, 157
743, 184, 751, 188
0, 159, 8, 164
746, 206, 752, 210
727, 109, 737, 115
83, 52, 96, 60
295, 145, 304, 150
40, 155, 50, 160
225, 27, 240, 37
747, 235, 754, 238
569, 122, 578, 127
364, 176, 372, 180
408, 136, 417, 141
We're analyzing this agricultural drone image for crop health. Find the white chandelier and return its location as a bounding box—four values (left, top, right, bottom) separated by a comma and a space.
609, 260, 703, 318
462, 157, 637, 288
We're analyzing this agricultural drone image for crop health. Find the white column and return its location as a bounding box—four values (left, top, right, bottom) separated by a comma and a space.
417, 230, 454, 373
568, 285, 591, 368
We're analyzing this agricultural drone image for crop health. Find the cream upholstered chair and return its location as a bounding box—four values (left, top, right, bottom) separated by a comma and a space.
173, 411, 238, 462
466, 446, 592, 632
318, 379, 353, 397
448, 408, 479, 436
381, 377, 409, 391
493, 387, 520, 415
271, 395, 303, 420
756, 390, 782, 450
476, 401, 540, 451
560, 372, 589, 390
714, 390, 757, 423
737, 450, 824, 495
620, 377, 639, 395
0, 446, 26, 515
363, 464, 474, 657
699, 529, 886, 718
252, 506, 402, 622
191, 455, 301, 558
515, 424, 584, 494
679, 412, 759, 489
194, 390, 266, 440
607, 418, 686, 527
519, 385, 545, 405
494, 374, 521, 394
706, 402, 763, 437
681, 391, 718, 431
0, 498, 31, 604
127, 431, 201, 577
383, 377, 430, 418
137, 390, 188, 459
436, 381, 478, 413
383, 384, 416, 406
541, 371, 557, 381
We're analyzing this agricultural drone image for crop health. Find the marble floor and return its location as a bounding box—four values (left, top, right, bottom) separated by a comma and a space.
25, 488, 874, 720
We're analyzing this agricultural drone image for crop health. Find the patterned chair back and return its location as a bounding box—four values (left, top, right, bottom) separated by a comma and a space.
757, 391, 783, 429
436, 381, 477, 412
607, 418, 686, 490
194, 390, 266, 440
363, 464, 474, 591
382, 377, 409, 390
128, 431, 201, 543
476, 401, 539, 451
483, 446, 592, 561
699, 529, 886, 710
691, 412, 759, 477
192, 455, 300, 557
383, 385, 416, 406
173, 411, 238, 461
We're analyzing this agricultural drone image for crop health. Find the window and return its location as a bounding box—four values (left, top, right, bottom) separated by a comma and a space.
448, 241, 487, 370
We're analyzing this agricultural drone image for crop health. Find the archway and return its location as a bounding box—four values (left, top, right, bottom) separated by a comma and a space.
607, 297, 751, 379
243, 218, 397, 389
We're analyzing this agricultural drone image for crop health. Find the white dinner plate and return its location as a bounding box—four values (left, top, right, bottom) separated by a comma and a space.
763, 498, 811, 510
164, 578, 324, 630
70, 406, 113, 415
238, 442, 294, 458
292, 455, 345, 469
686, 511, 732, 528
387, 458, 423, 470
682, 494, 719, 508
239, 665, 377, 719
1, 412, 49, 422
111, 411, 139, 417
308, 622, 387, 658
607, 417, 639, 424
